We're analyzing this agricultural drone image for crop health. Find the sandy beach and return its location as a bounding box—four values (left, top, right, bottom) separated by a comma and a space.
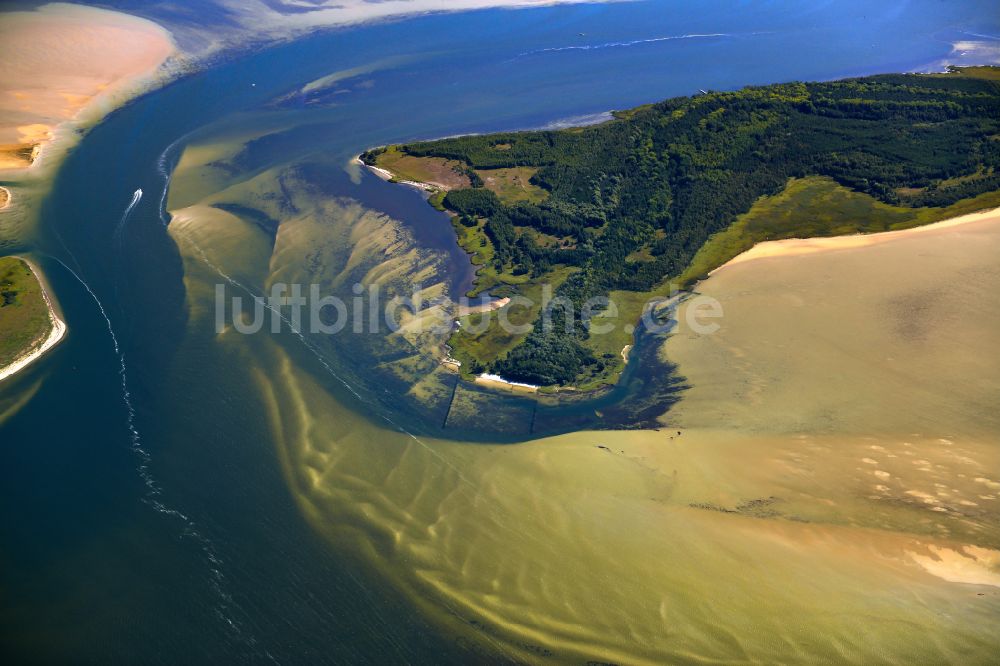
0, 3, 176, 175
474, 372, 539, 392
356, 155, 442, 191
456, 295, 510, 317
712, 205, 1000, 273
0, 259, 67, 383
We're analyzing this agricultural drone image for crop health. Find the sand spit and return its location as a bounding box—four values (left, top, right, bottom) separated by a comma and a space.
0, 3, 176, 175
172, 1, 620, 56
0, 259, 67, 383
355, 155, 442, 191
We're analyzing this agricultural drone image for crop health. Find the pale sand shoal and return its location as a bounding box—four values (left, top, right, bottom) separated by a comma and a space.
667, 207, 1000, 438
0, 2, 176, 172
457, 296, 510, 317
0, 259, 67, 383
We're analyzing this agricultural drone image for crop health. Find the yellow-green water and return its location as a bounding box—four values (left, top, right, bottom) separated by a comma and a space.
6, 3, 1000, 660
165, 120, 1000, 661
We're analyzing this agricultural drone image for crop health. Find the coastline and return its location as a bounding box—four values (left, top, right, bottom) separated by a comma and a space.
361, 148, 1000, 399
474, 372, 539, 393
355, 155, 440, 191
711, 205, 1000, 274
0, 258, 67, 383
0, 185, 9, 210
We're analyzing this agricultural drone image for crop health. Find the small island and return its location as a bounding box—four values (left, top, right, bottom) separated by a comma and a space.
363, 66, 1000, 390
0, 257, 66, 382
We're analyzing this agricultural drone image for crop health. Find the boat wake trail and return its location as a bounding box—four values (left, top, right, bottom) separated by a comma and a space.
156, 135, 189, 227
516, 31, 770, 59
519, 32, 729, 57
113, 189, 143, 246
44, 253, 276, 662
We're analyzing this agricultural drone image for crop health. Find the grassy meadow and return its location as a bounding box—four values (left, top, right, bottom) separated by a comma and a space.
0, 257, 53, 370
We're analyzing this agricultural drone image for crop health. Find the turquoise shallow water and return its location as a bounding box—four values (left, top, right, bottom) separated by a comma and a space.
2, 1, 999, 661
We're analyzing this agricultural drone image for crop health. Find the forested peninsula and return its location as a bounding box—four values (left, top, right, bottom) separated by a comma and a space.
362, 66, 1000, 389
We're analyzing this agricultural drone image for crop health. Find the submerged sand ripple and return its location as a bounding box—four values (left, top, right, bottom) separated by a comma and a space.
166, 123, 1000, 661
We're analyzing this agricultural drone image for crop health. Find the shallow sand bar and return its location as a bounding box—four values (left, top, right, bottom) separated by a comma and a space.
0, 2, 175, 170
242, 208, 1000, 663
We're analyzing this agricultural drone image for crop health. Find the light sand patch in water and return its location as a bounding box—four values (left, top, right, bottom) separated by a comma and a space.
0, 3, 175, 172
908, 545, 1000, 587
667, 210, 1000, 439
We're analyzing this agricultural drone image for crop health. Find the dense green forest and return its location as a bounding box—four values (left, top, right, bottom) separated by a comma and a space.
363, 68, 1000, 387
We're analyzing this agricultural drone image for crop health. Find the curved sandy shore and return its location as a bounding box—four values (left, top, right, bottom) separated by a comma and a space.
0, 259, 67, 383
474, 372, 539, 392
0, 185, 9, 209
713, 205, 1000, 273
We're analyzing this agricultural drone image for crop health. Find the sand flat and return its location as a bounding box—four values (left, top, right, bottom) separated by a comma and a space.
0, 2, 175, 171
669, 208, 1000, 439
163, 93, 1000, 663
240, 201, 1000, 662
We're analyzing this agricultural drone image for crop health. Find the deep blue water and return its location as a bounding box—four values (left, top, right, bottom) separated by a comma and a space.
2, 1, 998, 662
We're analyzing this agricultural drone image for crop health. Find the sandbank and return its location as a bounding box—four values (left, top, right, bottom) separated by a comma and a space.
0, 3, 176, 174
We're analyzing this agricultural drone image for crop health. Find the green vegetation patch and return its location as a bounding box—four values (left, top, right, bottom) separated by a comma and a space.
373, 67, 1000, 388
448, 266, 576, 379
0, 257, 52, 370
476, 166, 549, 204
679, 176, 1000, 286
366, 145, 471, 189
